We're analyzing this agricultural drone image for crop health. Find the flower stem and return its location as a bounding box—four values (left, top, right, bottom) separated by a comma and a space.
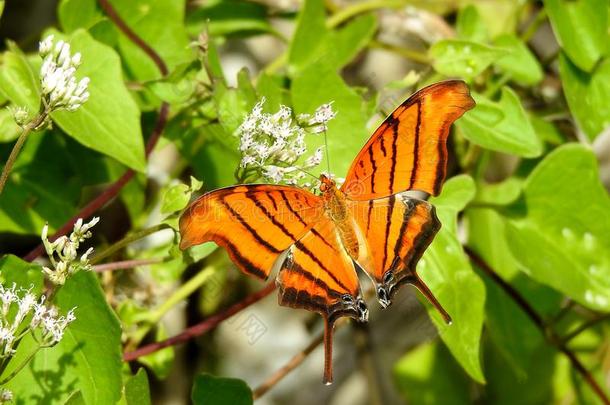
125, 256, 222, 351
326, 0, 409, 28
0, 112, 47, 196
91, 223, 172, 265
0, 345, 42, 385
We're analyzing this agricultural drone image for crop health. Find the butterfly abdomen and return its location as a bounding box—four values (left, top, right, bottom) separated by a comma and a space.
323, 185, 360, 259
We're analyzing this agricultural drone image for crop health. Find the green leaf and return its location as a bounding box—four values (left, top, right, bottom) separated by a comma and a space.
288, 0, 327, 73
121, 368, 151, 405
0, 254, 44, 290
213, 70, 257, 135
493, 34, 543, 85
559, 53, 610, 141
394, 342, 471, 405
110, 0, 192, 81
161, 183, 190, 214
429, 39, 507, 79
50, 29, 146, 172
456, 5, 488, 42
472, 178, 523, 206
0, 44, 40, 111
191, 374, 252, 405
255, 73, 287, 112
4, 272, 123, 404
457, 88, 542, 157
138, 326, 175, 380
326, 14, 377, 69
58, 0, 104, 32
467, 209, 561, 378
0, 107, 21, 143
530, 114, 565, 145
420, 175, 486, 383
291, 60, 370, 177
544, 0, 607, 72
64, 391, 86, 405
186, 1, 275, 38
0, 132, 99, 234
483, 335, 557, 404
505, 144, 610, 311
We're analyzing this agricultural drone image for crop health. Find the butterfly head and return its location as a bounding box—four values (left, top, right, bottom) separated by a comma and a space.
319, 174, 336, 193
341, 294, 369, 323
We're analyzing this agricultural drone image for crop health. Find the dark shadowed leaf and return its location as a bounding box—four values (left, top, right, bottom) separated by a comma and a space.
191, 374, 252, 405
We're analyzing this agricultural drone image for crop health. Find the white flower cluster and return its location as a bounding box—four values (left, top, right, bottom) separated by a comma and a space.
238, 98, 336, 186
0, 389, 12, 404
0, 283, 76, 357
39, 35, 89, 112
42, 217, 99, 285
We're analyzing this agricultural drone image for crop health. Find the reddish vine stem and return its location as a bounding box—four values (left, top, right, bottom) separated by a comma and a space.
464, 246, 610, 405
98, 0, 168, 76
123, 283, 277, 361
23, 0, 171, 262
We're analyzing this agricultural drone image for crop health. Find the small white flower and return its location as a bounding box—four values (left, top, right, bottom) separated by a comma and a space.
263, 165, 285, 183
11, 105, 30, 126
305, 147, 324, 168
38, 36, 89, 113
0, 388, 13, 403
237, 99, 336, 187
39, 35, 54, 56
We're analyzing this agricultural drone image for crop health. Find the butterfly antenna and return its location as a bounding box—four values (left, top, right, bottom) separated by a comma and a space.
324, 130, 331, 175
293, 166, 319, 181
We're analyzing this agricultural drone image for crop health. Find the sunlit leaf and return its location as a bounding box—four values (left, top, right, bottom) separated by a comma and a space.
544, 0, 607, 72
456, 5, 488, 43
505, 144, 610, 311
494, 34, 543, 85
4, 271, 123, 404
420, 175, 486, 383
559, 53, 610, 141
457, 88, 542, 157
50, 29, 146, 172
291, 60, 371, 177
430, 39, 507, 79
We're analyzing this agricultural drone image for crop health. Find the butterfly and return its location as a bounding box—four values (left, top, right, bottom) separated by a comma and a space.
179, 80, 475, 384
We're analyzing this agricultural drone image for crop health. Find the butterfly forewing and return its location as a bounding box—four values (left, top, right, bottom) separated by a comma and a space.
341, 80, 475, 200
179, 184, 323, 280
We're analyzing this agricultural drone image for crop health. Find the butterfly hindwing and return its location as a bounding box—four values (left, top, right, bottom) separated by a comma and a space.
349, 194, 451, 323
179, 184, 323, 280
277, 220, 366, 384
341, 80, 475, 199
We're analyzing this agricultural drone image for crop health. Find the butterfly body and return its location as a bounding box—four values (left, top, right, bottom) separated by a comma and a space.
179, 80, 475, 384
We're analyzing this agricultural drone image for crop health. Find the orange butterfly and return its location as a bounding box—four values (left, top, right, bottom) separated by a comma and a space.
179, 80, 475, 384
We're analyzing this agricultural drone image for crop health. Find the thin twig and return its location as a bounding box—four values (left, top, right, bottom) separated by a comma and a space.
93, 257, 167, 272
91, 223, 171, 264
464, 246, 610, 405
22, 0, 171, 262
123, 283, 277, 361
562, 313, 610, 344
253, 332, 325, 400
